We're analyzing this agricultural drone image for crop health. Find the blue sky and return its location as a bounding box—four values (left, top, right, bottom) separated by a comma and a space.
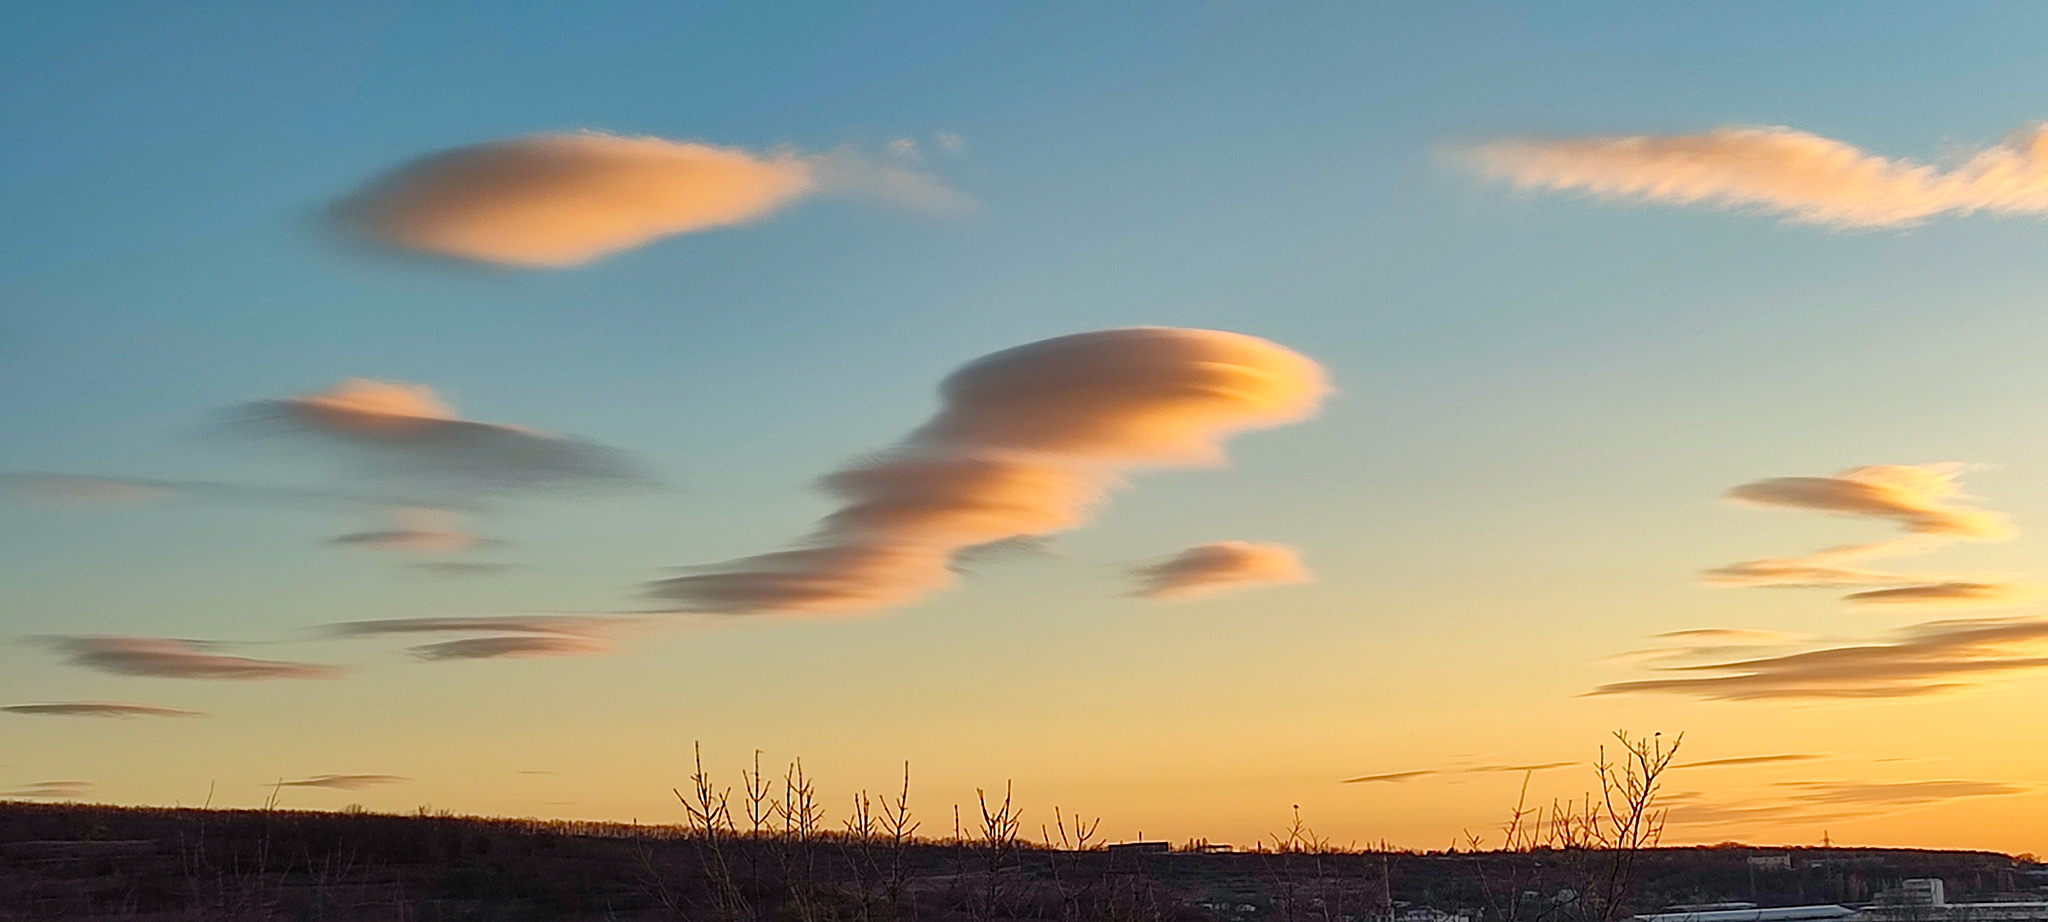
7, 2, 2048, 850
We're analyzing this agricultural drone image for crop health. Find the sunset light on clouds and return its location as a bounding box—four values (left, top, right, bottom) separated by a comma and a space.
9, 1, 2048, 876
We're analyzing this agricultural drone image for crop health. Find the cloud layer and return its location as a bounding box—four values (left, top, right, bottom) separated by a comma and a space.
1132, 541, 1310, 600
239, 379, 650, 493
5, 781, 91, 800
42, 637, 344, 680
337, 132, 966, 266
280, 774, 407, 790
1464, 123, 2048, 227
1706, 465, 2025, 610
325, 615, 629, 661
651, 328, 1328, 615
1592, 618, 2048, 700
3, 702, 202, 718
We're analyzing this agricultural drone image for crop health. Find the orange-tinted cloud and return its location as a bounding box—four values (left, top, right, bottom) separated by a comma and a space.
1777, 779, 2027, 805
3, 702, 202, 718
240, 379, 651, 492
41, 636, 343, 680
1463, 123, 2048, 227
1592, 618, 2048, 700
326, 615, 630, 662
337, 132, 966, 267
1706, 466, 2022, 609
652, 328, 1329, 615
1725, 465, 2010, 538
1672, 753, 1825, 769
1132, 541, 1310, 600
1843, 581, 2039, 610
280, 774, 406, 790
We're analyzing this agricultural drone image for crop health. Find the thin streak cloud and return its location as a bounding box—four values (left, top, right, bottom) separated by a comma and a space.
1592, 618, 2048, 700
4, 702, 203, 718
1673, 754, 1826, 769
280, 774, 407, 790
1463, 123, 2048, 227
5, 781, 92, 800
409, 635, 612, 661
40, 636, 344, 680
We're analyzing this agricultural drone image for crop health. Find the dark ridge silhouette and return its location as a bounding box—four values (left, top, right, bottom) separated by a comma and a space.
0, 801, 2032, 922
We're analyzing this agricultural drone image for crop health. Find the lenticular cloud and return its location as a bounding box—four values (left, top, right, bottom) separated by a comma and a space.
1132, 541, 1310, 600
1464, 123, 2048, 227
336, 132, 965, 266
651, 328, 1329, 615
239, 378, 650, 492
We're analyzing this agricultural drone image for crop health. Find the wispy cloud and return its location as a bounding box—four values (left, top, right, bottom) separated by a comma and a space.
39, 636, 344, 680
236, 378, 652, 493
1725, 465, 2010, 538
330, 506, 491, 555
651, 328, 1328, 615
2, 472, 462, 511
1777, 779, 2027, 805
1607, 629, 1810, 666
1342, 762, 1575, 784
409, 635, 611, 661
1843, 581, 2039, 610
1592, 618, 2048, 700
279, 774, 407, 790
1462, 123, 2048, 227
4, 781, 92, 800
1131, 541, 1310, 600
1705, 465, 2023, 610
407, 561, 518, 577
1673, 753, 1826, 769
3, 701, 203, 718
335, 132, 967, 267
325, 615, 633, 662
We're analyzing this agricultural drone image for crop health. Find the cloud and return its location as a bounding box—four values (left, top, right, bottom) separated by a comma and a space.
1131, 541, 1311, 600
1342, 770, 1436, 784
1706, 466, 2022, 609
651, 328, 1328, 615
1462, 123, 2048, 227
1608, 629, 1810, 666
325, 615, 625, 638
326, 615, 630, 662
280, 774, 407, 790
1341, 762, 1574, 784
935, 132, 967, 155
1724, 465, 2010, 538
408, 635, 611, 661
336, 132, 967, 267
3, 701, 202, 718
40, 636, 344, 680
1844, 581, 2039, 610
1673, 754, 1826, 769
330, 506, 489, 554
1591, 618, 2048, 700
1777, 779, 2027, 805
237, 379, 652, 492
1700, 540, 1941, 589
407, 561, 518, 576
5, 781, 91, 800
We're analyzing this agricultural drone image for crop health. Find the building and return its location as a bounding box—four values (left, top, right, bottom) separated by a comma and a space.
1636, 905, 1858, 922
1856, 879, 2048, 922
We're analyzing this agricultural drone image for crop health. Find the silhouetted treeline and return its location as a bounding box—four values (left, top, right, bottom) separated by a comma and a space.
0, 801, 2033, 921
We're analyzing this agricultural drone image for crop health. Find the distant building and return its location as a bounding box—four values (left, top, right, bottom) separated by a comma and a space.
1636, 904, 1858, 922
1858, 879, 2048, 922
1750, 855, 1794, 870
1106, 841, 1171, 854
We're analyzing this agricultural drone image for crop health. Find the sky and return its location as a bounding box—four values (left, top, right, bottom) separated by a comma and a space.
5, 1, 2048, 855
